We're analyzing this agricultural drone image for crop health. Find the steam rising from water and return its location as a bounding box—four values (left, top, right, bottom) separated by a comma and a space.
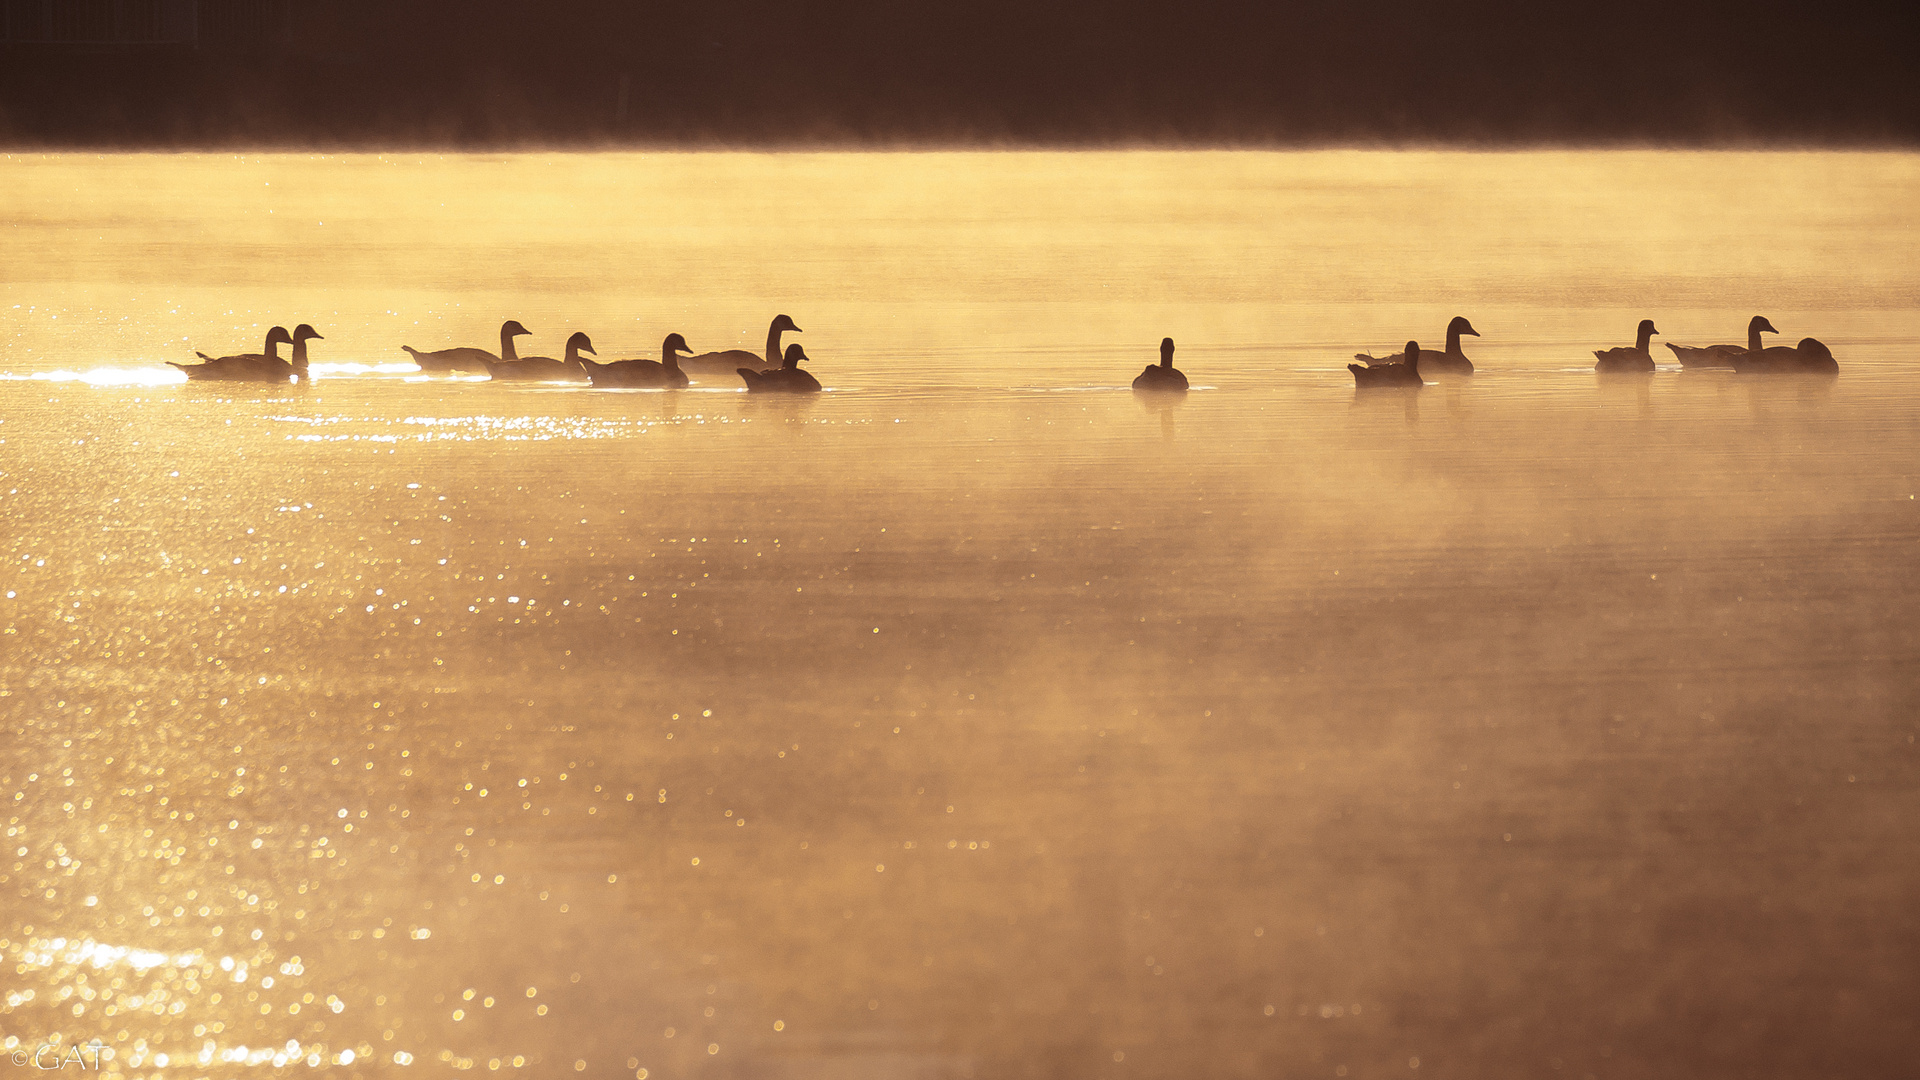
1, 151, 1916, 1079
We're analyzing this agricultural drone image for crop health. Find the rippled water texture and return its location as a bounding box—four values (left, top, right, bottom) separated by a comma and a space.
2, 151, 1918, 1078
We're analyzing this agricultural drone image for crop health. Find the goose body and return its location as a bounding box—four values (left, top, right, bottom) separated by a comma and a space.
177, 325, 290, 378
1594, 319, 1658, 373
1132, 338, 1189, 392
171, 325, 314, 382
402, 320, 530, 373
1734, 333, 1839, 375
683, 315, 800, 373
738, 343, 821, 392
1358, 317, 1477, 374
581, 333, 693, 388
1733, 347, 1806, 374
1666, 315, 1774, 368
1794, 338, 1840, 374
1349, 341, 1425, 388
487, 332, 593, 382
1664, 342, 1745, 367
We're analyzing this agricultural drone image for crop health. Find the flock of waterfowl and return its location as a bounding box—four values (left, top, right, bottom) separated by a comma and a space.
165, 312, 1841, 390
1343, 314, 1838, 387
173, 315, 818, 391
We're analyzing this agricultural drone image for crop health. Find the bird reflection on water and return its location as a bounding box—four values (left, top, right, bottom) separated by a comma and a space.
1349, 380, 1421, 424
1743, 371, 1836, 416
1595, 367, 1656, 419
1134, 387, 1183, 441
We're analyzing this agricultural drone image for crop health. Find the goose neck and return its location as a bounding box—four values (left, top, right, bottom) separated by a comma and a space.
500, 327, 520, 362
765, 322, 787, 366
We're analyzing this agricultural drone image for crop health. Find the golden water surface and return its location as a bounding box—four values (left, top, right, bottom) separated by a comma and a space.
1, 151, 1917, 1078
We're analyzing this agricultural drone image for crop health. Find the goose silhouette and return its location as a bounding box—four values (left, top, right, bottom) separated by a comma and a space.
1350, 341, 1424, 388
738, 343, 821, 392
1792, 338, 1840, 374
1594, 319, 1658, 373
1735, 329, 1839, 375
171, 325, 318, 382
1666, 316, 1772, 368
184, 325, 288, 370
581, 333, 694, 388
283, 324, 324, 381
682, 315, 801, 373
1132, 338, 1189, 392
403, 320, 531, 374
487, 331, 593, 382
1358, 317, 1477, 374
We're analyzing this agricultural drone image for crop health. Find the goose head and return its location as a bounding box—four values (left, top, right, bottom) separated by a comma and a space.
289, 324, 322, 374
1751, 315, 1779, 335
772, 314, 802, 334
663, 333, 691, 357
1638, 319, 1658, 338
503, 320, 532, 338
565, 332, 596, 359
1160, 338, 1176, 367
782, 343, 809, 369
1448, 316, 1479, 338
265, 325, 294, 349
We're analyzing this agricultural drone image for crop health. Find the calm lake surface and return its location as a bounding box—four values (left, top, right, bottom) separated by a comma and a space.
2, 151, 1917, 1079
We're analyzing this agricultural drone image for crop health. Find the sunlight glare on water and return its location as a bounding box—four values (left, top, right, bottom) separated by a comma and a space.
1, 151, 1917, 1079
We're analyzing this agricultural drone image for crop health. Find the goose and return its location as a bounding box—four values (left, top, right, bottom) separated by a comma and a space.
171, 325, 296, 382
1349, 341, 1424, 388
1594, 319, 1658, 373
738, 343, 821, 392
681, 314, 801, 373
1132, 338, 1189, 392
283, 324, 324, 381
1735, 331, 1839, 375
402, 320, 531, 374
581, 333, 693, 388
486, 331, 593, 382
1666, 315, 1773, 368
1357, 316, 1477, 374
1793, 338, 1840, 374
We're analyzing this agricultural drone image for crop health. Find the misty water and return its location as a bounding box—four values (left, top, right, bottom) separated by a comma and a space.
2, 151, 1917, 1078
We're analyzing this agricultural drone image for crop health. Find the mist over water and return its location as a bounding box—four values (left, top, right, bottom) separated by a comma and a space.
2, 151, 1917, 1078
